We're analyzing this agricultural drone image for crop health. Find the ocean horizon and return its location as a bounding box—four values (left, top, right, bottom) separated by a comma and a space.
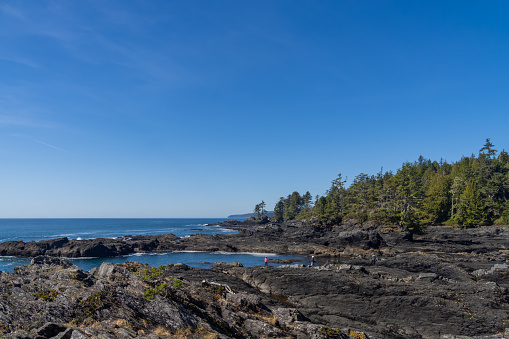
0, 218, 307, 272
0, 218, 235, 243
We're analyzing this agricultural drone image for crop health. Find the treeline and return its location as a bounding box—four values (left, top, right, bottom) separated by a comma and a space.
273, 139, 509, 231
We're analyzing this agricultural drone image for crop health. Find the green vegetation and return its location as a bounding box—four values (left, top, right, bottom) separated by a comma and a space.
144, 278, 184, 300
273, 139, 509, 230
144, 282, 169, 300
319, 326, 343, 338
253, 200, 267, 218
79, 291, 104, 317
172, 278, 184, 289
135, 264, 166, 281
33, 289, 59, 301
209, 284, 226, 296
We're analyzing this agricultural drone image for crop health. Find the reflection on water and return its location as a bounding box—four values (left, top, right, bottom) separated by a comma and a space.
0, 251, 309, 273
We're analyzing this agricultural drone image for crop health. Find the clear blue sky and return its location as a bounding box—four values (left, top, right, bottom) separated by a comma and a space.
1, 1, 508, 218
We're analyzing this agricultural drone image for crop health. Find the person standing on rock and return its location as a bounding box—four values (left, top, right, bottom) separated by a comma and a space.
311, 256, 316, 267
264, 257, 268, 266
370, 254, 377, 265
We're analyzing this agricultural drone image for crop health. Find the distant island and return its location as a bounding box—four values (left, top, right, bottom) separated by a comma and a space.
227, 211, 275, 219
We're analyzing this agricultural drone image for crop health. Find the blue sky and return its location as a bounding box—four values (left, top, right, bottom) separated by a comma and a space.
1, 1, 508, 218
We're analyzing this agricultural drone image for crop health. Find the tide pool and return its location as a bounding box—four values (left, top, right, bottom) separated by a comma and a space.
0, 251, 308, 273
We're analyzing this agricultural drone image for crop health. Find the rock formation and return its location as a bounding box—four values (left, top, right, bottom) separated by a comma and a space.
0, 256, 366, 338
0, 219, 508, 338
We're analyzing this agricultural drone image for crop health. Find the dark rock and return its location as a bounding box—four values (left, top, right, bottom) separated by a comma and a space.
0, 220, 508, 338
221, 252, 509, 339
34, 322, 66, 338
242, 319, 284, 338
210, 262, 243, 271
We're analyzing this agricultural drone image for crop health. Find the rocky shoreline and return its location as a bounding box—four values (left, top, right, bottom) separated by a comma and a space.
0, 219, 508, 338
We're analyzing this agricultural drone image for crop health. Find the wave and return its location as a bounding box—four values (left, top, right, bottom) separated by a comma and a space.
171, 251, 278, 257
128, 252, 170, 257
213, 251, 278, 257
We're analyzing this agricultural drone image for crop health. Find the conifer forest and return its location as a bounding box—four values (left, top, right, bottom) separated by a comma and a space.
272, 139, 509, 232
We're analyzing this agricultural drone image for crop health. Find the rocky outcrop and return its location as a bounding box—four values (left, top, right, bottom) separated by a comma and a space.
2, 220, 507, 263
0, 256, 370, 339
0, 219, 508, 338
0, 234, 180, 258
1, 254, 507, 339
0, 219, 392, 259
224, 253, 509, 339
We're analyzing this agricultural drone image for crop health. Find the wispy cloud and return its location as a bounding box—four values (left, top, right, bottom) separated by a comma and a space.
0, 3, 25, 20
2, 1, 191, 87
33, 140, 69, 153
0, 114, 54, 129
0, 55, 39, 69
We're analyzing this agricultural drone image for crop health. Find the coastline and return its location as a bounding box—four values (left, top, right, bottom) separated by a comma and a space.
0, 219, 508, 338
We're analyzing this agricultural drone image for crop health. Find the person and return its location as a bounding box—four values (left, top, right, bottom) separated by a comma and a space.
370, 254, 377, 265
264, 257, 268, 266
311, 256, 316, 267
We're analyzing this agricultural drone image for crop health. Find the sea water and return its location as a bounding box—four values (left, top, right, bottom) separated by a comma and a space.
0, 219, 307, 272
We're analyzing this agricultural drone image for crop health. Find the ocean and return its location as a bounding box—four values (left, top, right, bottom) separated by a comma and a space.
0, 218, 307, 272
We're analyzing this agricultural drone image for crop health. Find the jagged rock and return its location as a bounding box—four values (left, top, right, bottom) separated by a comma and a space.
1, 220, 508, 338
0, 256, 350, 339
210, 261, 243, 271
242, 318, 284, 337
34, 322, 67, 338
272, 307, 307, 325
222, 251, 509, 339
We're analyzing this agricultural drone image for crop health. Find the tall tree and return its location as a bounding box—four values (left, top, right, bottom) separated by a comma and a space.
285, 192, 302, 220
422, 171, 451, 224
253, 203, 261, 219
393, 162, 424, 231
460, 179, 486, 227
322, 174, 347, 225
450, 176, 465, 221
479, 138, 497, 160
274, 197, 285, 221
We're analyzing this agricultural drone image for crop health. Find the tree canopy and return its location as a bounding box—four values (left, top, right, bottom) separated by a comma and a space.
273, 139, 509, 230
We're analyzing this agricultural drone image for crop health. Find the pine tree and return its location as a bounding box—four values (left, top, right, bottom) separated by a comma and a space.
285, 192, 302, 220
450, 176, 465, 221
460, 179, 486, 227
422, 171, 451, 224
253, 203, 261, 219
321, 174, 346, 225
274, 197, 285, 221
479, 138, 497, 160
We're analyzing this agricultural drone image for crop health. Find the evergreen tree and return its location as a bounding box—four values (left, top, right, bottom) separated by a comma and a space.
460, 179, 486, 227
260, 200, 266, 217
422, 171, 451, 224
450, 176, 465, 221
393, 162, 424, 230
253, 203, 261, 219
273, 139, 506, 228
345, 173, 373, 222
302, 191, 313, 211
274, 197, 285, 221
479, 138, 497, 160
501, 201, 509, 225
322, 174, 346, 225
285, 191, 302, 220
